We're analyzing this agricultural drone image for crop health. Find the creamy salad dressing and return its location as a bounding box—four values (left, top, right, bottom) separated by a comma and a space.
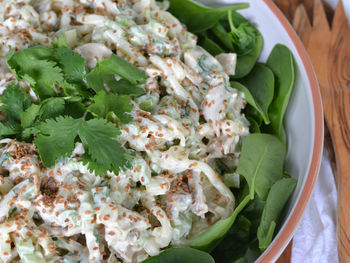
0, 0, 250, 262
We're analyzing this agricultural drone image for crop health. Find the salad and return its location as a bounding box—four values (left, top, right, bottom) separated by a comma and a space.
0, 0, 297, 262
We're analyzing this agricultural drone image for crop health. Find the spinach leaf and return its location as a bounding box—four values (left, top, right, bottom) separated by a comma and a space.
200, 35, 226, 56
211, 23, 235, 51
228, 11, 257, 55
230, 80, 270, 126
141, 247, 214, 263
212, 215, 251, 263
236, 134, 286, 200
263, 44, 296, 141
168, 0, 249, 33
247, 116, 260, 133
257, 178, 297, 250
235, 64, 275, 124
245, 105, 263, 126
232, 32, 263, 79
191, 195, 251, 252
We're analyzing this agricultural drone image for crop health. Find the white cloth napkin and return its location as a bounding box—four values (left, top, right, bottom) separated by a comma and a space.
291, 148, 338, 263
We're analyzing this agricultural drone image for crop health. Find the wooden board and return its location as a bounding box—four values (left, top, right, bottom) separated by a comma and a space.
274, 0, 350, 262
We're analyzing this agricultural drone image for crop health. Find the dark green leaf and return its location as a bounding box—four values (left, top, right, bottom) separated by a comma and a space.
88, 91, 133, 124
53, 47, 87, 85
263, 44, 296, 142
257, 178, 297, 250
236, 64, 275, 124
0, 122, 21, 137
78, 118, 132, 174
236, 134, 286, 200
21, 104, 40, 128
228, 10, 257, 55
212, 215, 251, 263
232, 32, 263, 79
168, 0, 248, 33
200, 35, 225, 56
6, 46, 63, 99
63, 101, 86, 119
61, 81, 91, 98
211, 23, 235, 51
141, 247, 214, 263
109, 79, 145, 97
39, 98, 65, 121
247, 116, 260, 133
82, 154, 112, 177
191, 195, 250, 252
34, 116, 81, 167
245, 105, 263, 126
0, 82, 32, 122
86, 54, 146, 93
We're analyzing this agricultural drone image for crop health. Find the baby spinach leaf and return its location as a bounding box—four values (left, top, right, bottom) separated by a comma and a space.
235, 64, 275, 124
245, 105, 263, 126
247, 116, 260, 133
263, 44, 296, 142
191, 195, 251, 252
232, 32, 263, 79
212, 215, 251, 263
211, 23, 235, 52
236, 134, 286, 200
200, 35, 226, 56
257, 177, 297, 250
141, 247, 214, 263
230, 80, 271, 125
168, 0, 249, 33
228, 10, 257, 55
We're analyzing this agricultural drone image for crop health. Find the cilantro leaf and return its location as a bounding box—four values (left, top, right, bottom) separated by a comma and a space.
112, 95, 133, 124
0, 122, 21, 137
63, 101, 86, 119
0, 82, 32, 122
6, 46, 63, 99
21, 104, 40, 128
53, 47, 87, 85
61, 81, 91, 98
109, 79, 145, 97
34, 116, 81, 167
78, 118, 132, 174
86, 54, 146, 94
82, 154, 112, 176
52, 34, 68, 48
39, 98, 65, 121
88, 91, 133, 124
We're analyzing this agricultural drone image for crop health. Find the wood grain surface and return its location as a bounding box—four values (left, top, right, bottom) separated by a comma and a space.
292, 1, 350, 261
273, 0, 350, 262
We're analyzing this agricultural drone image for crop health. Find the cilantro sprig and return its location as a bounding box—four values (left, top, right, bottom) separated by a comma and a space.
1, 44, 146, 176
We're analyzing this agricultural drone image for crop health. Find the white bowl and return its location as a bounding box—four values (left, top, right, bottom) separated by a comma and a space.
199, 0, 324, 261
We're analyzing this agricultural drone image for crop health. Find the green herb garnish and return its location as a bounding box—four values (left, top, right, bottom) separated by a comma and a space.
1, 44, 146, 176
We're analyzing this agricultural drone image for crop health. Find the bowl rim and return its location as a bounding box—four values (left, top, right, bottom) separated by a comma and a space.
256, 1, 324, 262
